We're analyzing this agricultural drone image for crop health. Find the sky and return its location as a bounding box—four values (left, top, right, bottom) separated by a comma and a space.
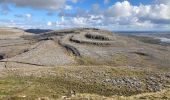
0, 0, 170, 31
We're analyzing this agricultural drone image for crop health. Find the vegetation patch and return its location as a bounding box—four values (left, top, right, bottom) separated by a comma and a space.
85, 34, 110, 41
0, 68, 148, 100
110, 67, 148, 78
76, 57, 101, 65
0, 75, 119, 99
132, 52, 150, 56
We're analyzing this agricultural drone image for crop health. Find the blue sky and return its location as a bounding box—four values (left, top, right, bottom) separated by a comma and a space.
0, 0, 170, 31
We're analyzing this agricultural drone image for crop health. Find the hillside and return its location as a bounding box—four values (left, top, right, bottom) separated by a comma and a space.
0, 28, 170, 99
0, 27, 32, 39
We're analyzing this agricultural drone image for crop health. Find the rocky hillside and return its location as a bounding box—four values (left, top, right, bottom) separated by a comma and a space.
0, 28, 170, 99
1, 28, 170, 69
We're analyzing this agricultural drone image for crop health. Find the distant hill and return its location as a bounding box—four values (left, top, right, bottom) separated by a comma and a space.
114, 31, 170, 35
151, 34, 170, 38
0, 27, 32, 39
25, 29, 52, 34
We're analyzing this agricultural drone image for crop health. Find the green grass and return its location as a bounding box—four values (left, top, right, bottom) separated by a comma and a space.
0, 75, 117, 99
110, 67, 148, 78
0, 65, 159, 99
76, 57, 100, 65
76, 56, 116, 66
0, 70, 145, 99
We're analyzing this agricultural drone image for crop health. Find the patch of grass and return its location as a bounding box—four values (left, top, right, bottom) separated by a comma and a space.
110, 67, 148, 78
112, 53, 129, 66
76, 56, 116, 66
76, 57, 100, 65
0, 74, 136, 99
0, 77, 27, 99
0, 66, 160, 99
59, 89, 170, 100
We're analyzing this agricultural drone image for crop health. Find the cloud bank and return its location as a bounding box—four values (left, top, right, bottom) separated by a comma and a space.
54, 0, 170, 30
0, 0, 170, 30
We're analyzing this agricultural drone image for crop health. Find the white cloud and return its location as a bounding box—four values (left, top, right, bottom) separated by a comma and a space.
1, 0, 170, 30
45, 0, 170, 30
15, 13, 32, 19
103, 0, 170, 28
25, 13, 32, 18
106, 1, 132, 17
135, 4, 170, 20
65, 5, 73, 10
71, 17, 88, 26
156, 0, 170, 4
47, 21, 52, 26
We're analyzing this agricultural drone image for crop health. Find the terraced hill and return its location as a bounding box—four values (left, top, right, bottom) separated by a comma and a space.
1, 28, 169, 69
0, 28, 170, 99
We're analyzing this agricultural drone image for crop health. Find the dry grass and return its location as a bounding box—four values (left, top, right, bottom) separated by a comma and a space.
0, 75, 116, 99
0, 63, 168, 99
0, 31, 16, 35
59, 89, 170, 100
110, 67, 149, 78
